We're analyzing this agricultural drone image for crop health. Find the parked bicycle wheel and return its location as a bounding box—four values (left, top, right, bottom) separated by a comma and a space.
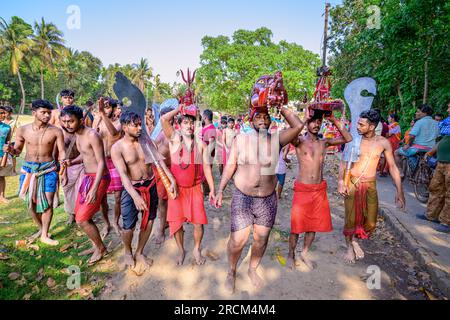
400, 157, 408, 182
413, 161, 432, 203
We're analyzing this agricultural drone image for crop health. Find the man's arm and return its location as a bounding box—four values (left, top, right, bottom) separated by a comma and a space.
202, 142, 215, 200
426, 142, 439, 157
5, 126, 25, 156
55, 128, 67, 162
407, 121, 420, 147
161, 104, 181, 140
337, 160, 349, 197
49, 110, 58, 125
98, 99, 120, 137
282, 144, 291, 163
217, 138, 238, 193
90, 132, 107, 192
326, 116, 353, 146
383, 139, 406, 209
279, 107, 305, 147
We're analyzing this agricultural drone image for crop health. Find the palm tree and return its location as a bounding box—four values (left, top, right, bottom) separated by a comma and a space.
32, 17, 66, 99
61, 48, 85, 89
132, 58, 153, 93
0, 17, 33, 110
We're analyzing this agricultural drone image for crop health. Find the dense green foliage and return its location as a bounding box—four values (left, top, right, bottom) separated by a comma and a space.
196, 27, 321, 114
329, 0, 450, 129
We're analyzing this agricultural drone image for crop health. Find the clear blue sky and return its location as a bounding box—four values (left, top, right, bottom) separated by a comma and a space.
1, 0, 342, 83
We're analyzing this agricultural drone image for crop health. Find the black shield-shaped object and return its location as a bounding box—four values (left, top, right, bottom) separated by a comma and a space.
113, 72, 163, 164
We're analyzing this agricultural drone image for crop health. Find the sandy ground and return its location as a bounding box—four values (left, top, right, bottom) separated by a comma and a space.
97, 154, 443, 300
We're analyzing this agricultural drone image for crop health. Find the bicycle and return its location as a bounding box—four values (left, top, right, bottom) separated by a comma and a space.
400, 150, 435, 204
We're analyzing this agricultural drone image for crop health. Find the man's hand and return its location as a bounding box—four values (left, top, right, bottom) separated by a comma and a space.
326, 113, 337, 123
303, 106, 312, 123
3, 143, 12, 154
338, 180, 349, 197
85, 188, 98, 205
133, 194, 148, 212
215, 191, 223, 208
98, 97, 105, 115
395, 191, 406, 211
208, 190, 215, 205
169, 179, 178, 199
60, 159, 71, 168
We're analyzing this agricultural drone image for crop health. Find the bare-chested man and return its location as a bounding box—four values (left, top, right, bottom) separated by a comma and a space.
111, 111, 177, 273
338, 109, 405, 264
60, 106, 110, 265
287, 110, 352, 270
215, 106, 303, 293
161, 104, 216, 266
54, 90, 95, 225
4, 100, 66, 246
50, 90, 94, 127
153, 107, 176, 246
92, 98, 123, 238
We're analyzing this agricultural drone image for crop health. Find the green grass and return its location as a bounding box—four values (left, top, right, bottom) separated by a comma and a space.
0, 159, 113, 300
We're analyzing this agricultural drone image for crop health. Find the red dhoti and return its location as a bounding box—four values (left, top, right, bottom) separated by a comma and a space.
291, 180, 333, 234
167, 141, 207, 236
75, 173, 111, 223
167, 184, 207, 236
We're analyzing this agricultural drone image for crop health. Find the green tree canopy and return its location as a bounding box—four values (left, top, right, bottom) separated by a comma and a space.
329, 0, 450, 129
197, 27, 321, 114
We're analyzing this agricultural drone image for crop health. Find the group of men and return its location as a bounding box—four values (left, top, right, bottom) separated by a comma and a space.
1, 89, 407, 293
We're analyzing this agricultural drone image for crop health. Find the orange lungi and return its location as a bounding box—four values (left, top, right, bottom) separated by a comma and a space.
291, 180, 333, 234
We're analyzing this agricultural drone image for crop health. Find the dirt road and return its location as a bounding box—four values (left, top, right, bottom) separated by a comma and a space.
98, 155, 444, 300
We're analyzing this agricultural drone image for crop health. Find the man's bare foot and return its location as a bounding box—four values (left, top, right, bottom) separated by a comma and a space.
343, 244, 356, 264
352, 241, 365, 260
88, 248, 107, 266
176, 250, 186, 266
300, 251, 316, 270
40, 236, 59, 246
78, 247, 95, 256
28, 230, 43, 243
124, 254, 135, 269
286, 253, 296, 270
248, 268, 264, 289
193, 248, 206, 265
132, 254, 153, 276
0, 197, 10, 204
225, 271, 236, 294
113, 223, 123, 236
154, 231, 166, 247
100, 225, 111, 240
66, 214, 75, 225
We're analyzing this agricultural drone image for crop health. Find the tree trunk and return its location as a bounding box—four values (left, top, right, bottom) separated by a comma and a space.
423, 41, 432, 104
17, 70, 26, 111
423, 58, 429, 104
40, 65, 45, 99
396, 82, 404, 110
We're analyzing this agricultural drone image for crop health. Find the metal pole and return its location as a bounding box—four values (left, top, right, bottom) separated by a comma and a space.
322, 3, 331, 67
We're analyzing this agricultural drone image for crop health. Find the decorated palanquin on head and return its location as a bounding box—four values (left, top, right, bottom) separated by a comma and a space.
178, 68, 198, 118
249, 71, 289, 120
308, 65, 344, 119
